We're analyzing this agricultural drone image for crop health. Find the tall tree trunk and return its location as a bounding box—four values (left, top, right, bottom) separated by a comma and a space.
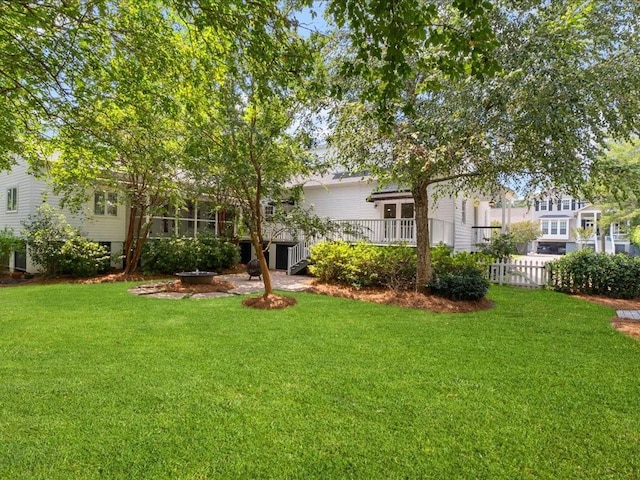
123, 204, 138, 275
123, 203, 151, 275
413, 180, 433, 293
249, 203, 273, 297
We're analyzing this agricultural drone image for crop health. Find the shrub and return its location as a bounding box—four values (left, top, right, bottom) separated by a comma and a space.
428, 267, 489, 301
22, 204, 74, 275
308, 241, 354, 284
431, 243, 492, 276
0, 227, 24, 268
377, 245, 417, 290
548, 250, 640, 299
477, 232, 517, 261
22, 204, 109, 276
309, 241, 417, 289
57, 235, 111, 277
310, 241, 493, 293
141, 235, 240, 274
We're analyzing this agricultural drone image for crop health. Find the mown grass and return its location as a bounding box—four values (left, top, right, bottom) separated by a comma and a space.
1, 283, 639, 479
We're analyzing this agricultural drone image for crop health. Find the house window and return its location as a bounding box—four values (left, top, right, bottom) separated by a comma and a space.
559, 221, 567, 235
264, 204, 275, 220
550, 221, 558, 235
6, 187, 17, 212
561, 199, 571, 210
94, 191, 118, 216
539, 200, 548, 211
400, 203, 414, 219
541, 221, 549, 234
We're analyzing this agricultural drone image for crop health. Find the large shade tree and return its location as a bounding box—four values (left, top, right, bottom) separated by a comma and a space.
0, 1, 106, 170
41, 1, 195, 274
329, 0, 640, 290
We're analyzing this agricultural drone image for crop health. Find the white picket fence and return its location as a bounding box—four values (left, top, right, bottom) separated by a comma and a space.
488, 259, 551, 288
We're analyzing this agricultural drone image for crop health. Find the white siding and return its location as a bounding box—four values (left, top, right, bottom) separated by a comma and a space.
302, 181, 378, 220
1, 161, 127, 271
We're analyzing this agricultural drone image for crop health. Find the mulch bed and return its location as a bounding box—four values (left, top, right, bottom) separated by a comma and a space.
573, 294, 640, 340
306, 283, 494, 313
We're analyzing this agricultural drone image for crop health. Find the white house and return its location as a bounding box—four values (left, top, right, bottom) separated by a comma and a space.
491, 194, 632, 255
1, 160, 494, 274
0, 161, 127, 272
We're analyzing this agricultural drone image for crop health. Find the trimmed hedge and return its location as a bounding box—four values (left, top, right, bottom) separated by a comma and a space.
141, 235, 240, 274
548, 250, 640, 299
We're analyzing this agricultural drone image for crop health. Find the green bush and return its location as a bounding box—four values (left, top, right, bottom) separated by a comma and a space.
0, 227, 23, 269
57, 235, 111, 277
431, 244, 492, 276
308, 241, 355, 284
548, 250, 640, 299
377, 245, 417, 290
309, 241, 417, 289
428, 267, 489, 301
310, 241, 493, 293
22, 204, 109, 276
477, 232, 517, 261
428, 244, 491, 300
141, 235, 240, 274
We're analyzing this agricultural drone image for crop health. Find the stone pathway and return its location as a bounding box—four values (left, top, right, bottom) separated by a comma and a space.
129, 270, 314, 300
616, 310, 640, 321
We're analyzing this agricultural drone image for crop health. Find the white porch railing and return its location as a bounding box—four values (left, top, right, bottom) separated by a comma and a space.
488, 259, 550, 288
285, 218, 456, 274
295, 218, 455, 246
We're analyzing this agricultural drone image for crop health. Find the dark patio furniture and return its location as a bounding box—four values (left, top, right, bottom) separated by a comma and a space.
247, 258, 262, 280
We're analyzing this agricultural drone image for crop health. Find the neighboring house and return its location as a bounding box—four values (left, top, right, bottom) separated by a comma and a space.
491, 194, 632, 255
1, 160, 493, 273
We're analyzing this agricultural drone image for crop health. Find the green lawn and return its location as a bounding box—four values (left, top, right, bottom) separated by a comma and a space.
1, 283, 639, 479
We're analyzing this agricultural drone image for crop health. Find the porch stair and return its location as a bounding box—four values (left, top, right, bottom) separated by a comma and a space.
287, 239, 315, 275
288, 258, 309, 276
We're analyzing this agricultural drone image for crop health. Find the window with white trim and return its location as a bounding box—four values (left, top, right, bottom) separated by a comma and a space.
561, 199, 571, 210
6, 187, 17, 212
541, 221, 549, 234
539, 200, 548, 211
550, 221, 558, 235
559, 221, 567, 235
94, 191, 118, 216
264, 204, 275, 220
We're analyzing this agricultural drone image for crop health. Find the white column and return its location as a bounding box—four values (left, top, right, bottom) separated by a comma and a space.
593, 214, 599, 253
501, 192, 507, 232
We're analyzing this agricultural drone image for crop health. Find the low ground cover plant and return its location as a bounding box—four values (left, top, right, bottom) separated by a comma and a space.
548, 249, 640, 298
141, 233, 240, 274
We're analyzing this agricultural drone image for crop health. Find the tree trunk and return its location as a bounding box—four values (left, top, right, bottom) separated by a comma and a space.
250, 231, 273, 297
248, 202, 273, 297
413, 181, 433, 293
123, 204, 151, 276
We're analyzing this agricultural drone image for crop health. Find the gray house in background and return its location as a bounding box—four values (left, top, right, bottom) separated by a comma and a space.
491, 194, 632, 255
